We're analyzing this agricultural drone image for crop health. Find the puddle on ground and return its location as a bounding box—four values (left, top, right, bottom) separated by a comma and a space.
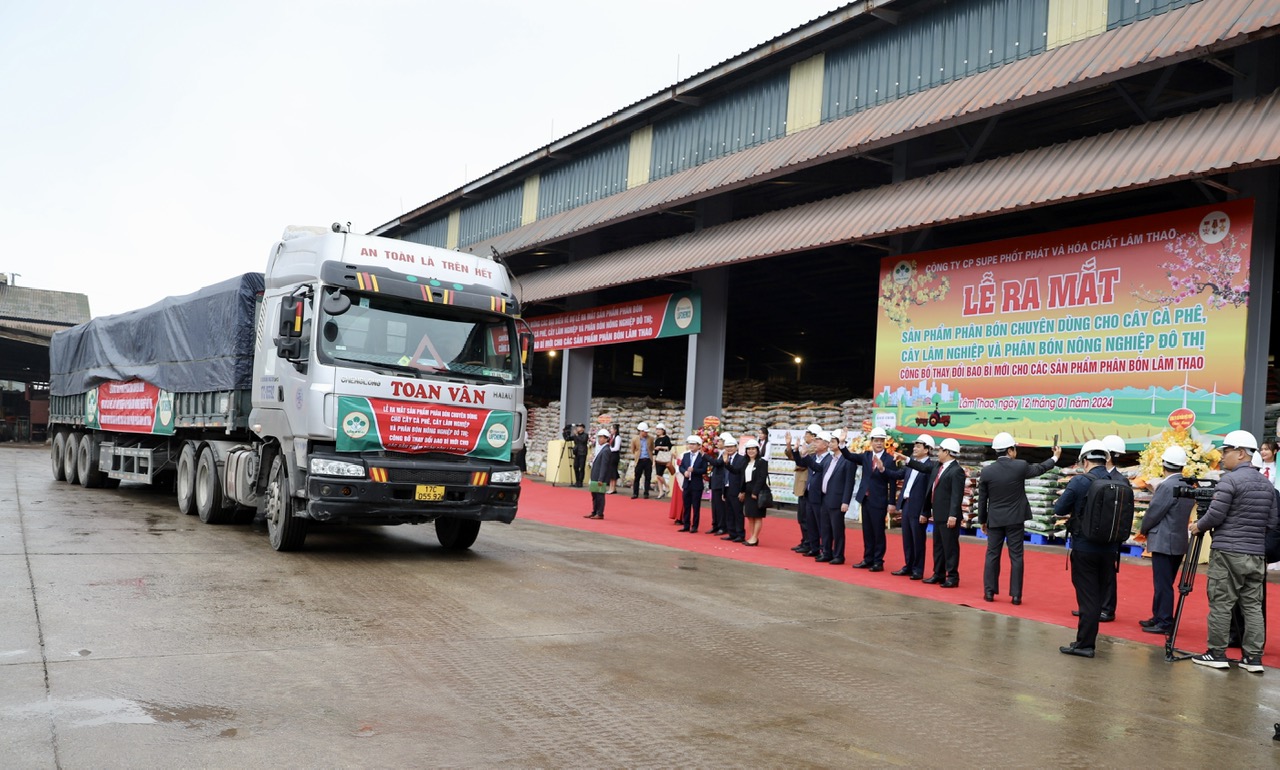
1, 698, 237, 730
676, 555, 699, 570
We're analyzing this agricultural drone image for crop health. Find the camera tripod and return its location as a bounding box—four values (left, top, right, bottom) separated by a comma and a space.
1165, 531, 1205, 662
550, 438, 576, 488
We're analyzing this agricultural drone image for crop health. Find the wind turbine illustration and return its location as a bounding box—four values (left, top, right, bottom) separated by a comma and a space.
1149, 386, 1159, 415
1205, 382, 1224, 415
1174, 371, 1203, 410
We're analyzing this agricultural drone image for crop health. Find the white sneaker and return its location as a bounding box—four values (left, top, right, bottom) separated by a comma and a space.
1239, 656, 1264, 674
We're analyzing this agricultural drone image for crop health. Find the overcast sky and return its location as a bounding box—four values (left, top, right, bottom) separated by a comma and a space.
0, 0, 843, 317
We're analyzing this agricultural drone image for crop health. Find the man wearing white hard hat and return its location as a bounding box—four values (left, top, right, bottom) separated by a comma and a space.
841, 427, 902, 571
630, 422, 655, 499
676, 435, 710, 532
1187, 430, 1278, 673
889, 435, 938, 580
584, 429, 613, 519
976, 432, 1061, 605
1089, 434, 1133, 621
786, 427, 824, 557
1137, 445, 1195, 635
1052, 439, 1120, 658
710, 434, 748, 541
919, 438, 966, 587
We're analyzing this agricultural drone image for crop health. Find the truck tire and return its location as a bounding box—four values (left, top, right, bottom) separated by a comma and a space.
195, 446, 233, 524
51, 432, 67, 481
78, 435, 106, 488
63, 433, 81, 486
176, 443, 197, 515
435, 517, 480, 551
265, 454, 307, 551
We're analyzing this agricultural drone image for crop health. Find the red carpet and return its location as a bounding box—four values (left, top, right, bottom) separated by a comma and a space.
517, 479, 1279, 667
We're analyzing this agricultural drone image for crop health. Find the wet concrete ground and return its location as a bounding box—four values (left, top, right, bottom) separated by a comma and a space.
2, 443, 1279, 768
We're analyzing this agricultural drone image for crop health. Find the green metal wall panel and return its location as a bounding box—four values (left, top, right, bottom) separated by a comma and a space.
538, 140, 629, 219
649, 71, 789, 181
1108, 0, 1200, 28
458, 184, 524, 248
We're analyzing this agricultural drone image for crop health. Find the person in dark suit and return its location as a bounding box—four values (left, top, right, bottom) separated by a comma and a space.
977, 431, 1061, 604
889, 435, 938, 579
790, 431, 833, 558
1138, 446, 1195, 634
922, 438, 966, 587
583, 429, 612, 519
841, 427, 902, 571
786, 426, 823, 556
676, 436, 709, 532
707, 436, 729, 536
714, 435, 748, 543
817, 434, 857, 564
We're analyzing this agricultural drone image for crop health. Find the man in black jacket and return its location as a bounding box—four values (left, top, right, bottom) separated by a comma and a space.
977, 432, 1060, 605
922, 438, 966, 588
890, 435, 938, 580
1189, 430, 1279, 673
570, 424, 590, 487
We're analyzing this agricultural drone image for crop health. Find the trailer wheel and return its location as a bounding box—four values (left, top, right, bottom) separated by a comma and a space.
51, 432, 67, 482
196, 446, 233, 524
435, 517, 480, 551
176, 443, 197, 515
78, 435, 106, 488
265, 454, 307, 551
63, 433, 81, 486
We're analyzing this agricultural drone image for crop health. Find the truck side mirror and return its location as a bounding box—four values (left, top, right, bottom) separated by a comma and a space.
519, 331, 535, 385
276, 296, 305, 360
321, 287, 351, 316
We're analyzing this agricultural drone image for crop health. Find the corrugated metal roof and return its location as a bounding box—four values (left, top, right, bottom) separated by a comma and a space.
0, 284, 91, 341
473, 0, 1279, 259
517, 88, 1280, 304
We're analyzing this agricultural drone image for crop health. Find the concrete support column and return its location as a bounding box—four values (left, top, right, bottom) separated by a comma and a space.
559, 292, 597, 428
685, 268, 728, 434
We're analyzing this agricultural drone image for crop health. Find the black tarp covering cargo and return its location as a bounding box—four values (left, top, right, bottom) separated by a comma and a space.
49, 273, 265, 397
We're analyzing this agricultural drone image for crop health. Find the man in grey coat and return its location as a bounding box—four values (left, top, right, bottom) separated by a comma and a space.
1188, 430, 1279, 673
1137, 446, 1195, 635
977, 432, 1061, 604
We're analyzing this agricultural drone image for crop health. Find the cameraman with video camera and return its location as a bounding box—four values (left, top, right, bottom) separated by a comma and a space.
1188, 430, 1279, 673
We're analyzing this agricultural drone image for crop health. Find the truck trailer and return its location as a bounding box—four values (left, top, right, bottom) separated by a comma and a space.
48, 225, 532, 551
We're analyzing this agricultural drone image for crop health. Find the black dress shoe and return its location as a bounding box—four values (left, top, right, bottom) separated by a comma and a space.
941, 579, 959, 588
828, 559, 845, 566
869, 564, 884, 572
1011, 597, 1022, 606
1142, 624, 1172, 634
890, 567, 912, 576
910, 573, 923, 581
984, 592, 995, 602
922, 576, 943, 584
791, 545, 807, 552
815, 554, 831, 563
721, 535, 735, 540
1072, 610, 1081, 617
852, 561, 872, 569
678, 527, 690, 532
689, 529, 698, 534
1099, 613, 1115, 622
630, 495, 639, 499
801, 550, 818, 557
1059, 643, 1095, 658
1138, 617, 1160, 628
731, 536, 745, 543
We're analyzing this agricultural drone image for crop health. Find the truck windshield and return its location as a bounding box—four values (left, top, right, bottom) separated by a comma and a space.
317, 294, 519, 385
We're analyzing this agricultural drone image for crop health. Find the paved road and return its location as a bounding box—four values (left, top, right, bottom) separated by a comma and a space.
2, 444, 1278, 768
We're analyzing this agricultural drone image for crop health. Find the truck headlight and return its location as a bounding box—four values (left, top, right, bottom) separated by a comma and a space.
310, 458, 366, 478
491, 469, 522, 484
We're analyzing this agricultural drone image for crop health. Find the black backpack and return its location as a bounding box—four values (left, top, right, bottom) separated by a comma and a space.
1076, 476, 1136, 544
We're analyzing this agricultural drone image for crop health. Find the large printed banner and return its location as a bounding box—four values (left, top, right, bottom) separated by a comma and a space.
337, 396, 513, 461
873, 200, 1253, 448
525, 291, 701, 351
86, 380, 175, 435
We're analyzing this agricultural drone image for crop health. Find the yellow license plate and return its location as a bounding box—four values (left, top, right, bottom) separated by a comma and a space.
415, 485, 445, 502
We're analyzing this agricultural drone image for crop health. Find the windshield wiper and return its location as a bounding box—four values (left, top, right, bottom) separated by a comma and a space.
330, 355, 443, 377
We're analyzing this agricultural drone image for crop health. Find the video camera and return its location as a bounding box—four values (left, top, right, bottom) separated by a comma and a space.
562, 425, 574, 441
1172, 477, 1218, 509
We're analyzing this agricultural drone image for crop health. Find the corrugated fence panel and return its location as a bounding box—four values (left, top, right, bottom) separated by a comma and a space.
1108, 0, 1200, 28
458, 184, 524, 248
403, 217, 449, 248
538, 140, 629, 219
823, 0, 1050, 121
650, 70, 789, 181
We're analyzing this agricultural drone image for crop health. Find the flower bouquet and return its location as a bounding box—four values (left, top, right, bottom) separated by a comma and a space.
1136, 428, 1221, 487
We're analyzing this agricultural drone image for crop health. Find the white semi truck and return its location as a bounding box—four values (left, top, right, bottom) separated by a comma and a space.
48, 225, 532, 552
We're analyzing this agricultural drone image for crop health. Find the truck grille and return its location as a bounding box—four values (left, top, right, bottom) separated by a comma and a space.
385, 468, 473, 485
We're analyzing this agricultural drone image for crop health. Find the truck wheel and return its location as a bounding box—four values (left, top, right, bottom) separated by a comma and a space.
78, 436, 106, 488
265, 455, 307, 551
63, 433, 81, 485
51, 432, 67, 481
176, 443, 197, 515
195, 446, 233, 524
435, 518, 480, 551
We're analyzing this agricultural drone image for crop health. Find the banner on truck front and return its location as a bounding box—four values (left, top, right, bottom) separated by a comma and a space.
523, 291, 701, 351
86, 380, 175, 435
336, 396, 513, 461
872, 200, 1253, 448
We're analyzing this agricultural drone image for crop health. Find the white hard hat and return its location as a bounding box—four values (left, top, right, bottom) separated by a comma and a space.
686, 435, 702, 445
741, 437, 759, 449
1252, 450, 1264, 468
1080, 439, 1109, 461
721, 433, 737, 447
637, 421, 649, 432
806, 424, 822, 435
597, 428, 610, 437
816, 430, 833, 442
869, 427, 888, 439
914, 434, 936, 448
939, 438, 961, 453
1161, 445, 1188, 468
1222, 429, 1259, 451
655, 423, 666, 431
1102, 435, 1126, 455
991, 432, 1016, 451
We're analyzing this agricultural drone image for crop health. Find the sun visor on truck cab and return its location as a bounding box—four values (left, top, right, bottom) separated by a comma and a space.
49, 273, 266, 397
320, 262, 520, 316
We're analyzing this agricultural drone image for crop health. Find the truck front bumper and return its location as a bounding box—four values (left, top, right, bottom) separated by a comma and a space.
304, 454, 520, 525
